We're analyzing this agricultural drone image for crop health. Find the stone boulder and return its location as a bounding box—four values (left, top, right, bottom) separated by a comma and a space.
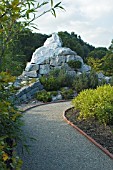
24, 33, 90, 78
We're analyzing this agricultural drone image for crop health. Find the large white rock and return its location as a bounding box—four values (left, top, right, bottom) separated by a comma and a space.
30, 33, 79, 66
39, 65, 50, 75
97, 72, 105, 79
104, 76, 111, 83
44, 33, 62, 48
50, 56, 66, 66
66, 55, 76, 62
23, 32, 87, 77
61, 63, 73, 71
79, 64, 91, 72
75, 55, 84, 64
31, 47, 54, 64
25, 62, 39, 71
22, 71, 37, 78
55, 47, 76, 56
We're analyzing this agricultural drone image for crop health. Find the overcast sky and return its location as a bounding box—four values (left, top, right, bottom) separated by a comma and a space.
33, 0, 113, 48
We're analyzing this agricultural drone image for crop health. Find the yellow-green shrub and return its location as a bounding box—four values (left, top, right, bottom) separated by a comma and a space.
72, 84, 113, 125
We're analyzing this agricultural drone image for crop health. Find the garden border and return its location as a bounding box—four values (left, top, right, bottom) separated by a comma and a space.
63, 107, 113, 160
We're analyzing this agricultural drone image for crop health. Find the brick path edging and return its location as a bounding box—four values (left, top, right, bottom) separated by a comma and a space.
63, 107, 113, 160
20, 101, 113, 160
20, 100, 71, 112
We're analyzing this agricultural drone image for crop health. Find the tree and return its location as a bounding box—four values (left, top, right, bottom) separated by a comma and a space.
87, 57, 103, 72
2, 27, 49, 75
0, 0, 64, 71
102, 52, 113, 76
75, 43, 84, 57
82, 44, 90, 61
58, 31, 94, 60
87, 48, 108, 59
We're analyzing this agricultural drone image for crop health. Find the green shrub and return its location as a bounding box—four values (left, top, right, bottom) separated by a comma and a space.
72, 84, 113, 125
61, 88, 74, 100
40, 69, 74, 91
72, 73, 89, 92
67, 60, 82, 70
98, 78, 107, 86
50, 91, 58, 96
88, 70, 99, 88
73, 70, 99, 93
109, 76, 113, 86
36, 90, 52, 102
40, 75, 60, 91
0, 72, 23, 169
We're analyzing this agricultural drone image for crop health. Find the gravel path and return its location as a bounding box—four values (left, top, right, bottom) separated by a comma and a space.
18, 101, 113, 170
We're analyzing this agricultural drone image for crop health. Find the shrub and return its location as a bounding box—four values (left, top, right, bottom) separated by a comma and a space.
50, 91, 58, 96
88, 70, 99, 88
73, 70, 99, 93
67, 60, 82, 70
36, 90, 52, 102
72, 73, 89, 92
40, 75, 60, 91
0, 72, 23, 169
40, 69, 74, 91
109, 76, 113, 86
61, 88, 74, 100
72, 84, 113, 125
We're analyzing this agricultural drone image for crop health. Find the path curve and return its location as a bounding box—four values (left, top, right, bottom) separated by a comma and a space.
18, 102, 113, 170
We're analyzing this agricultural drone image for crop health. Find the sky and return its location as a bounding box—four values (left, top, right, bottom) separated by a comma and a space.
33, 0, 113, 48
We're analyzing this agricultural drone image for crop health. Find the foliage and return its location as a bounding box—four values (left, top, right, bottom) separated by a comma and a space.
109, 76, 113, 86
86, 47, 113, 76
102, 52, 113, 76
73, 70, 99, 93
36, 90, 52, 102
72, 73, 89, 93
40, 74, 60, 91
1, 27, 49, 75
88, 70, 99, 88
87, 57, 103, 72
67, 60, 82, 71
36, 88, 74, 102
0, 0, 64, 72
50, 91, 58, 96
40, 69, 73, 91
87, 47, 108, 59
58, 31, 95, 60
72, 84, 113, 125
0, 72, 23, 169
61, 88, 74, 100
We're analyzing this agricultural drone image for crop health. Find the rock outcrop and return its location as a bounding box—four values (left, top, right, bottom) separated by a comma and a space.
15, 80, 43, 104
23, 33, 91, 78
14, 33, 111, 104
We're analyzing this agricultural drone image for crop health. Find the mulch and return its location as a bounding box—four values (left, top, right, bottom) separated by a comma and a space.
65, 107, 113, 155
